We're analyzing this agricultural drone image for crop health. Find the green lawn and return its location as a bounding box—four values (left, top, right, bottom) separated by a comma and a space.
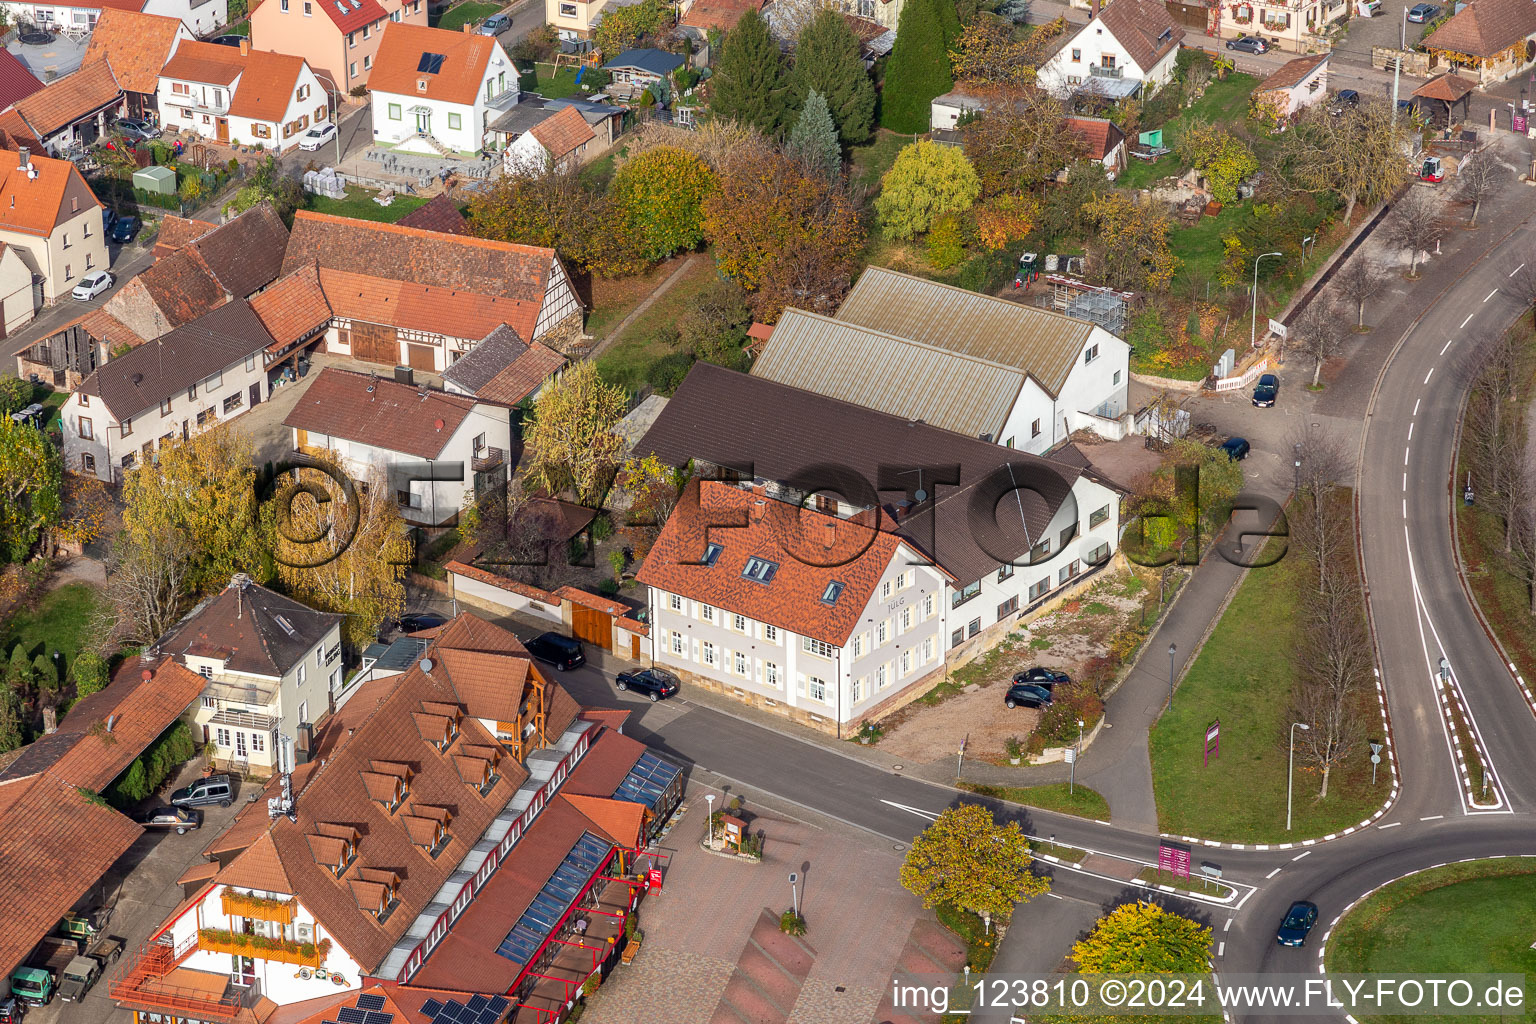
849, 129, 908, 192
434, 0, 499, 31
1326, 859, 1536, 1024
1148, 536, 1385, 843
304, 187, 432, 223
1168, 202, 1245, 287
0, 583, 104, 676
530, 63, 588, 100
593, 256, 720, 391
1116, 72, 1261, 191
958, 782, 1111, 821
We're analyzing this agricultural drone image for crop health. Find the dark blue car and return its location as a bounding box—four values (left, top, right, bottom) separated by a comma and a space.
1276, 900, 1318, 947
111, 216, 140, 245
1252, 373, 1279, 408
1220, 437, 1251, 461
1004, 683, 1053, 709
615, 668, 680, 702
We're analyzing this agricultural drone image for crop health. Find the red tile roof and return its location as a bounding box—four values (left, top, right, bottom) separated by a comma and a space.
1093, 0, 1183, 73
369, 22, 499, 106
112, 244, 230, 329
154, 215, 216, 257
443, 560, 559, 606
563, 728, 645, 799
316, 267, 540, 341
681, 0, 763, 31
0, 146, 100, 238
440, 324, 565, 405
313, 0, 390, 34
1425, 0, 1536, 57
160, 40, 245, 85
636, 480, 905, 647
563, 793, 647, 848
0, 51, 43, 110
528, 104, 594, 162
1256, 51, 1329, 92
12, 59, 121, 138
250, 261, 332, 347
1063, 115, 1126, 161
396, 193, 472, 235
1413, 70, 1478, 102
84, 8, 187, 95
228, 50, 308, 122
283, 366, 478, 459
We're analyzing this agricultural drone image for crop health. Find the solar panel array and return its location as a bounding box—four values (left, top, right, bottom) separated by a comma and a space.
417, 52, 447, 73
357, 996, 386, 1012
494, 831, 612, 964
612, 751, 681, 810
332, 1006, 392, 1024
419, 993, 511, 1024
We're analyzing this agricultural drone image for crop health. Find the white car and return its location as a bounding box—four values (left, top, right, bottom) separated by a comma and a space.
298, 122, 338, 151
72, 269, 113, 300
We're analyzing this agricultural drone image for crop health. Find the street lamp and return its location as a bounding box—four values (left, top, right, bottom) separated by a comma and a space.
1287, 722, 1311, 830
705, 793, 715, 849
1392, 5, 1409, 122
1293, 442, 1303, 497
1070, 719, 1085, 795
788, 872, 799, 918
1251, 251, 1283, 352
1167, 643, 1178, 711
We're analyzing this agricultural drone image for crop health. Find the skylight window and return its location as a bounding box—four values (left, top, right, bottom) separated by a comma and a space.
701, 542, 723, 567
821, 581, 845, 604
742, 557, 778, 583
418, 52, 447, 73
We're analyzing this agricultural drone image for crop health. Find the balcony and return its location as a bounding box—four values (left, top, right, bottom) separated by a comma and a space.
473, 447, 505, 473
485, 87, 520, 113
109, 938, 244, 1024
198, 927, 330, 968
169, 91, 230, 115
221, 890, 297, 924
1089, 64, 1125, 78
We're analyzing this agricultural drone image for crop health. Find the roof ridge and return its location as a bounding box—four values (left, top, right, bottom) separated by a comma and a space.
852, 265, 1093, 329
292, 210, 556, 258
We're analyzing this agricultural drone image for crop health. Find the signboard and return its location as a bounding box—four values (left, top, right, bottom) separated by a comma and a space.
646, 868, 663, 890
721, 814, 745, 851
1268, 318, 1288, 340
1516, 114, 1529, 133
1204, 719, 1220, 766
1157, 844, 1192, 879
1063, 747, 1077, 764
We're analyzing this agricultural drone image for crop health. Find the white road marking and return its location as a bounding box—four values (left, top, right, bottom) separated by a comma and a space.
1266, 867, 1282, 878
1424, 367, 1435, 385
1510, 263, 1525, 277
1218, 942, 1226, 956
1405, 447, 1411, 465
1224, 919, 1233, 932
1408, 422, 1414, 440
1414, 398, 1421, 415
1402, 473, 1407, 492
1484, 289, 1498, 302
1420, 815, 1444, 821
1292, 851, 1312, 861
1047, 892, 1064, 900
1460, 313, 1475, 328
1440, 339, 1454, 355
1403, 499, 1408, 517
1378, 821, 1402, 830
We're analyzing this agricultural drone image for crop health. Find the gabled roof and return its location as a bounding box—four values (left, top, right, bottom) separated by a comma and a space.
283, 366, 478, 459
369, 22, 500, 106
227, 49, 309, 122
528, 104, 594, 162
312, 0, 389, 34
681, 0, 763, 33
12, 59, 121, 139
157, 576, 343, 679
636, 479, 905, 646
10, 306, 147, 361
0, 51, 43, 110
1064, 115, 1126, 161
159, 40, 245, 86
752, 308, 1025, 441
316, 267, 540, 341
1091, 0, 1184, 73
154, 214, 216, 256
1413, 70, 1478, 102
396, 193, 472, 235
835, 266, 1098, 397
635, 362, 1088, 585
1257, 51, 1329, 92
180, 202, 290, 295
283, 210, 559, 306
0, 147, 100, 238
112, 246, 230, 332
250, 261, 332, 348
83, 8, 188, 95
1425, 0, 1536, 57
77, 300, 275, 420
600, 48, 685, 76
441, 324, 566, 406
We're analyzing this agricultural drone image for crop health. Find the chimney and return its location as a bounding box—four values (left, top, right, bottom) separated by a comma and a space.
750, 499, 766, 523
42, 707, 57, 734
1091, 0, 1099, 15
239, 37, 250, 56
462, 21, 472, 31
751, 481, 766, 498
821, 520, 837, 550
17, 146, 28, 170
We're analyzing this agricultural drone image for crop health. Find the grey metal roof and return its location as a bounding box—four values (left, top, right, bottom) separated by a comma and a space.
835, 266, 1096, 398
751, 309, 1024, 440
600, 48, 685, 75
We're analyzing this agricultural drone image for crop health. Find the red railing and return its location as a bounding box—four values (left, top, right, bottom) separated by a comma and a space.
108, 936, 243, 1023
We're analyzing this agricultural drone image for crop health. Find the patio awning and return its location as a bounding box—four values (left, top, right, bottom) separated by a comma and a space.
1075, 75, 1142, 99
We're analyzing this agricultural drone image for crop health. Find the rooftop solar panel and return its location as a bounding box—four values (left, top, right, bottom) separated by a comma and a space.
357, 995, 386, 1011
417, 52, 446, 73
363, 1013, 394, 1024
421, 1000, 444, 1018
338, 1008, 368, 1024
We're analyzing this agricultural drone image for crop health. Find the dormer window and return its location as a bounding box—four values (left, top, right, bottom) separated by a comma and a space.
430, 820, 449, 857
701, 542, 723, 567
336, 838, 356, 876
376, 881, 400, 922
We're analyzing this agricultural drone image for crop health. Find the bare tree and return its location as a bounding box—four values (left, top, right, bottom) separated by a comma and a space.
1290, 299, 1347, 386
1454, 155, 1506, 227
1463, 330, 1526, 551
1289, 571, 1373, 798
1276, 101, 1413, 224
1384, 189, 1443, 278
104, 529, 191, 648
487, 492, 570, 590
1506, 460, 1536, 614
1505, 248, 1536, 331
1333, 256, 1390, 331
1287, 426, 1351, 593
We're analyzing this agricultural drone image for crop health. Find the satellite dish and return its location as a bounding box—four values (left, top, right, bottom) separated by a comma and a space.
420, 658, 434, 673
914, 488, 928, 503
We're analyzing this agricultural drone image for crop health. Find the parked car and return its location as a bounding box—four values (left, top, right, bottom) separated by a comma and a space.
525, 632, 585, 670
1406, 3, 1438, 21
71, 270, 113, 301
169, 774, 236, 809
298, 121, 337, 151
1219, 437, 1251, 461
1226, 35, 1269, 53
478, 11, 510, 33
1252, 373, 1279, 408
615, 667, 680, 701
397, 613, 446, 633
1275, 900, 1318, 946
101, 208, 117, 234
1329, 89, 1359, 115
209, 33, 246, 45
135, 806, 201, 834
111, 216, 140, 245
113, 116, 159, 141
1004, 682, 1054, 709
1013, 667, 1069, 688
0, 994, 25, 1022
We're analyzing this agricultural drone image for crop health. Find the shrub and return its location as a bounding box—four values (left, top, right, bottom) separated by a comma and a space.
349, 84, 368, 97
779, 910, 807, 935
645, 352, 694, 395
925, 213, 966, 270
1034, 684, 1104, 746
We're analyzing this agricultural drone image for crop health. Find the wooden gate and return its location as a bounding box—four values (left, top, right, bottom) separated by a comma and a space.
351, 322, 400, 364
570, 604, 612, 651
406, 343, 436, 372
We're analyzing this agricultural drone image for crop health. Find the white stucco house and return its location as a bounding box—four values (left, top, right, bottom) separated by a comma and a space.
1253, 51, 1331, 119
368, 21, 515, 157
750, 266, 1133, 453
157, 39, 328, 152
1035, 0, 1185, 101
1, 0, 227, 37
283, 367, 515, 525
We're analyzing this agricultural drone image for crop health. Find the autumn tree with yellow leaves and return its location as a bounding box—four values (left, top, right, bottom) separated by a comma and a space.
899, 803, 1049, 926
523, 363, 627, 507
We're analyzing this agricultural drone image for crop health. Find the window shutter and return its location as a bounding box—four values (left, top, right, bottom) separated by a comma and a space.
796, 674, 805, 696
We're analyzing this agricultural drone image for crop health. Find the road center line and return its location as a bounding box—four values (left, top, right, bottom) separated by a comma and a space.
1408, 422, 1414, 440
1484, 289, 1498, 302
1218, 942, 1226, 956
1510, 263, 1526, 277
1378, 821, 1402, 829
1405, 447, 1411, 465
1224, 919, 1233, 932
1460, 313, 1474, 328
1265, 867, 1282, 878
1424, 367, 1435, 385
1291, 851, 1312, 861
1440, 339, 1454, 355
1402, 473, 1407, 491
1403, 498, 1408, 518
1414, 398, 1421, 415
1420, 814, 1444, 821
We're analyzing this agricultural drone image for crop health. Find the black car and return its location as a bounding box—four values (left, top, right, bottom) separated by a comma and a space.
1226, 35, 1269, 53
526, 631, 585, 670
1004, 683, 1054, 709
398, 613, 446, 633
209, 33, 247, 45
102, 208, 117, 234
1329, 89, 1360, 115
1252, 373, 1279, 408
111, 216, 140, 245
1219, 437, 1251, 461
136, 806, 201, 834
1013, 667, 1069, 688
1276, 900, 1318, 946
615, 667, 680, 701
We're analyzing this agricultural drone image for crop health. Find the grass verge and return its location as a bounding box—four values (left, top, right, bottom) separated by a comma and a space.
958, 781, 1111, 821
1, 582, 104, 672
1029, 839, 1089, 864
304, 187, 431, 223
1326, 859, 1536, 1024
935, 903, 999, 972
1133, 866, 1234, 900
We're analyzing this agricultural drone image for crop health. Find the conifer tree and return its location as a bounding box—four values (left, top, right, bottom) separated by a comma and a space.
786, 91, 842, 180
709, 10, 787, 134
787, 8, 875, 144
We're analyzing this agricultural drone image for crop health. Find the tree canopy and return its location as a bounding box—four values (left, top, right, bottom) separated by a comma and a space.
785, 90, 842, 181
899, 803, 1049, 922
1070, 901, 1212, 973
469, 168, 644, 277
0, 416, 62, 564
610, 146, 718, 262
709, 10, 787, 134
524, 363, 628, 506
875, 140, 980, 240
881, 0, 958, 133
786, 8, 875, 144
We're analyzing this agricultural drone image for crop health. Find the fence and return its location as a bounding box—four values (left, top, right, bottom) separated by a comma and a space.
1211, 356, 1272, 392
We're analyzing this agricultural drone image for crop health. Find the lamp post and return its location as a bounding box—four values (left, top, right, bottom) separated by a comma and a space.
1293, 442, 1303, 498
788, 872, 799, 919
1167, 643, 1177, 711
1392, 4, 1408, 123
1287, 722, 1311, 830
705, 793, 715, 849
1071, 719, 1085, 795
1251, 251, 1283, 351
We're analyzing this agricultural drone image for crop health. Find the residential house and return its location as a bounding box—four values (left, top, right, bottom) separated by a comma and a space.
486, 93, 623, 153
2, 0, 229, 36
61, 298, 277, 480
283, 366, 515, 524
680, 0, 764, 35
249, 0, 428, 94
395, 191, 470, 234
0, 654, 208, 989
156, 575, 345, 776
280, 210, 584, 368
99, 200, 289, 342
929, 89, 986, 131
544, 0, 648, 41
157, 39, 328, 152
1216, 0, 1349, 53
0, 50, 44, 112
1253, 52, 1330, 119
1035, 0, 1184, 101
107, 613, 681, 1020
750, 266, 1132, 453
5, 58, 121, 155
81, 8, 195, 119
1424, 0, 1536, 85
634, 362, 1124, 733
600, 47, 683, 89
368, 22, 516, 157
441, 323, 566, 406
12, 306, 146, 388
1065, 114, 1127, 173
0, 243, 33, 336
249, 258, 335, 376
503, 102, 595, 172
0, 145, 107, 306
